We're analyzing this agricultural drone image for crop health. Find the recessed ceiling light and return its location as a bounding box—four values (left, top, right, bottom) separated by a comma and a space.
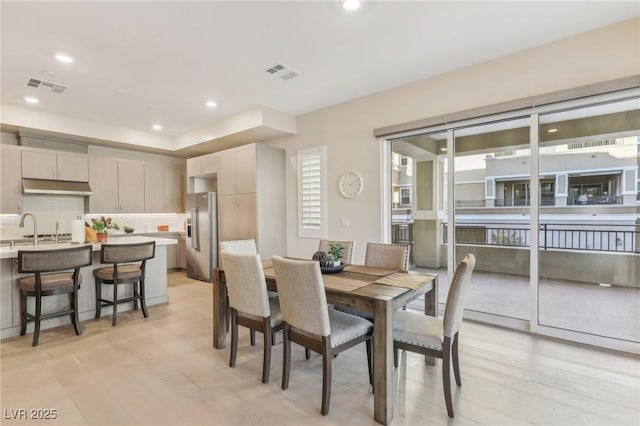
55, 53, 73, 64
152, 124, 163, 131
547, 128, 558, 133
24, 96, 39, 104
343, 0, 361, 11
440, 147, 447, 152
205, 100, 218, 108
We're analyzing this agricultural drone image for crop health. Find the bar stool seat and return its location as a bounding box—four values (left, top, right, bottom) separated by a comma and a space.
17, 245, 92, 347
94, 241, 156, 327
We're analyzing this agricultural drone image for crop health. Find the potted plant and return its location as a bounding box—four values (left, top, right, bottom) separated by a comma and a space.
91, 217, 120, 242
328, 242, 345, 266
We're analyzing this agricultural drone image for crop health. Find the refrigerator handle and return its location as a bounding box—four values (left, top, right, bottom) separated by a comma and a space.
191, 208, 200, 251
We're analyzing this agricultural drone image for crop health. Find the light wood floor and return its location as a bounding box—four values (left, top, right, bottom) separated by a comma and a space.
1, 271, 639, 425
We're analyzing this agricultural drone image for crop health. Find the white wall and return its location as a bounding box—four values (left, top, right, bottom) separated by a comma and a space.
265, 18, 640, 264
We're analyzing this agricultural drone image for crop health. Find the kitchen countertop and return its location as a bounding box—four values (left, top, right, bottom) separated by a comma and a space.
0, 236, 177, 260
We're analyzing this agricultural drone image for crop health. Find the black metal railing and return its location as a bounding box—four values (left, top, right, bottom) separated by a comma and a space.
442, 223, 639, 253
568, 195, 623, 205
391, 222, 414, 265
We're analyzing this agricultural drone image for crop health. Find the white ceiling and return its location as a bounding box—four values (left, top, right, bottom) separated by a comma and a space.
1, 1, 638, 154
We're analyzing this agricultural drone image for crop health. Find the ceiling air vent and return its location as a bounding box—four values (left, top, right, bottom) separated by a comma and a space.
26, 77, 67, 93
265, 64, 299, 81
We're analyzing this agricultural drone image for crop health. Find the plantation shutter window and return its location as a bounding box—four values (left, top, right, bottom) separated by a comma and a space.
298, 146, 327, 238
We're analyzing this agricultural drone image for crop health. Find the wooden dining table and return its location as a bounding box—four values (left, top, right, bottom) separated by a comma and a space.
212, 261, 438, 425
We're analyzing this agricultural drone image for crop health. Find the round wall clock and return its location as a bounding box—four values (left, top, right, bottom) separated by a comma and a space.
339, 171, 363, 199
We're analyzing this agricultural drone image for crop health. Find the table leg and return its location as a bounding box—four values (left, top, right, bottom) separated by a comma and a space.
425, 275, 439, 365
212, 269, 227, 349
373, 297, 393, 425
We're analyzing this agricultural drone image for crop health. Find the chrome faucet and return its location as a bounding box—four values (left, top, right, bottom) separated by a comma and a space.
19, 213, 38, 247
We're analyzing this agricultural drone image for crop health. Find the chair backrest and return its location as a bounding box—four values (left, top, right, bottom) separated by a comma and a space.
364, 242, 410, 271
18, 245, 92, 273
220, 239, 257, 268
442, 254, 476, 338
318, 240, 354, 264
221, 252, 270, 318
272, 256, 330, 337
100, 241, 156, 264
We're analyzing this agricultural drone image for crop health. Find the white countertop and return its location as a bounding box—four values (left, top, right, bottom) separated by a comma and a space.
0, 236, 177, 260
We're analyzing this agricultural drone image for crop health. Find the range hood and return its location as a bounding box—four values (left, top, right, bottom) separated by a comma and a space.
22, 178, 93, 196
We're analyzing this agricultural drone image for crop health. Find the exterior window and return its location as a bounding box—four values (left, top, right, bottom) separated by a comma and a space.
400, 187, 412, 205
297, 146, 327, 238
400, 155, 408, 167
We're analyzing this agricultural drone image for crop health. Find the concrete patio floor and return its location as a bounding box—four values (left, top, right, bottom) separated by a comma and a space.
409, 267, 640, 343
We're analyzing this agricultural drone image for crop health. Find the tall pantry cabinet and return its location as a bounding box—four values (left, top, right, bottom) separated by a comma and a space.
216, 144, 286, 259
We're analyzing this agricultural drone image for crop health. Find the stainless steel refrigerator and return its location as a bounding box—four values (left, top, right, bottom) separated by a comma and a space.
186, 192, 217, 282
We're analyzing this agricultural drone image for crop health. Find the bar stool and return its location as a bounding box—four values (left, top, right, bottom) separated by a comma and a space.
17, 245, 93, 346
94, 241, 155, 326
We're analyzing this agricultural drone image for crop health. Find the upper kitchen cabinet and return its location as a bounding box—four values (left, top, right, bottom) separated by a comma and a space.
218, 145, 256, 195
187, 152, 219, 177
88, 156, 144, 213
144, 164, 184, 213
21, 150, 89, 182
217, 143, 286, 258
1, 145, 23, 214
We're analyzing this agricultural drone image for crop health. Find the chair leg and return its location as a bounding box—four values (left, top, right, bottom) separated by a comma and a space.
452, 332, 461, 386
70, 290, 82, 335
250, 329, 256, 346
19, 292, 27, 336
393, 345, 399, 368
282, 324, 291, 390
133, 281, 139, 311
305, 348, 311, 360
32, 293, 42, 347
271, 331, 276, 346
366, 338, 373, 385
321, 337, 332, 416
442, 336, 454, 418
229, 310, 238, 368
94, 279, 102, 319
262, 318, 271, 384
139, 279, 149, 318
112, 283, 118, 327
225, 294, 230, 333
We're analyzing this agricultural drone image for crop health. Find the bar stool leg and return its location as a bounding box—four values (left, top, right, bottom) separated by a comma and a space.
33, 294, 42, 347
95, 279, 102, 319
20, 292, 27, 336
133, 281, 139, 311
70, 289, 82, 335
139, 279, 148, 318
112, 282, 118, 327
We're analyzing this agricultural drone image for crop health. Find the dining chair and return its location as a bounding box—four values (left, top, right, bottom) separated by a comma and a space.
94, 241, 156, 326
365, 242, 410, 271
272, 256, 373, 416
393, 253, 476, 418
318, 239, 354, 264
220, 239, 272, 342
17, 245, 93, 346
221, 251, 283, 383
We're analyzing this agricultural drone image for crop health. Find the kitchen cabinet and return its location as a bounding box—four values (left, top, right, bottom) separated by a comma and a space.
144, 164, 184, 213
187, 152, 219, 177
22, 150, 88, 182
1, 145, 23, 214
89, 156, 144, 213
218, 145, 256, 195
217, 143, 285, 259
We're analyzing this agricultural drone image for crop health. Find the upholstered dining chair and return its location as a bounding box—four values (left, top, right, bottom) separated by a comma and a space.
393, 253, 476, 418
272, 256, 373, 416
221, 251, 282, 383
365, 242, 410, 271
17, 245, 93, 346
220, 239, 267, 340
318, 240, 354, 264
94, 241, 156, 326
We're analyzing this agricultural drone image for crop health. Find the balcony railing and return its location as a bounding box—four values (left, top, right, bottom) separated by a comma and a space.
568, 195, 623, 205
442, 223, 639, 253
391, 222, 414, 265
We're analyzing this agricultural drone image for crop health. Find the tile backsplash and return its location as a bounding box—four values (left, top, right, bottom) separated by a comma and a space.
0, 195, 187, 240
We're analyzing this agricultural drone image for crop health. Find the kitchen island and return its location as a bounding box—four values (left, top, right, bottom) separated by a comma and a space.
0, 236, 176, 339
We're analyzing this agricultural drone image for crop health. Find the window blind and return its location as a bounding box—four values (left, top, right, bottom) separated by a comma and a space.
298, 147, 326, 238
